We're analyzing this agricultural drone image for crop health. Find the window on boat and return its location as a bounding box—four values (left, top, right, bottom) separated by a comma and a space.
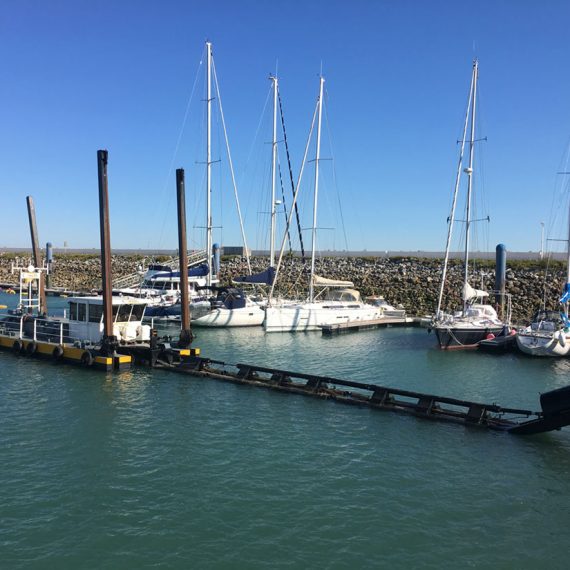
77, 303, 87, 322
88, 304, 103, 323
130, 304, 145, 322
69, 302, 78, 321
113, 304, 133, 322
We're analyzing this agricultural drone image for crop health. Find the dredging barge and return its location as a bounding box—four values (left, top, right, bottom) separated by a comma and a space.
2, 150, 570, 438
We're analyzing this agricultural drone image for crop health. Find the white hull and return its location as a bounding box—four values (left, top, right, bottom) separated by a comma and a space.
516, 332, 570, 357
192, 306, 265, 327
264, 303, 382, 333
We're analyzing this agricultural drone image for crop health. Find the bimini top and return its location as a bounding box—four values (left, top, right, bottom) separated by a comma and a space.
462, 282, 489, 301
326, 288, 362, 302
312, 274, 355, 288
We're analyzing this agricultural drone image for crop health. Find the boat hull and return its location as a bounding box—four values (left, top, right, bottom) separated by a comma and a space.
192, 307, 265, 327
516, 332, 570, 357
434, 325, 505, 349
264, 304, 382, 333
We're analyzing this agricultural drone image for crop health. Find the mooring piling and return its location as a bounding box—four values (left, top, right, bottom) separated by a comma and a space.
176, 168, 193, 348
97, 149, 118, 356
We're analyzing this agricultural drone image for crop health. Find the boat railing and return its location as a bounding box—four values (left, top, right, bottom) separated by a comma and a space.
112, 249, 208, 290
0, 314, 83, 346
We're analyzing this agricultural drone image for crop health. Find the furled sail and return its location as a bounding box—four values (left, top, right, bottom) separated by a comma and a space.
312, 274, 355, 288
462, 282, 489, 301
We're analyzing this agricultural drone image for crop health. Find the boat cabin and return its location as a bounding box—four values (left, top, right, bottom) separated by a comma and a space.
67, 296, 151, 343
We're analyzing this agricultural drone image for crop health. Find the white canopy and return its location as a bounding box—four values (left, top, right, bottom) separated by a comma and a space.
462, 282, 489, 301
312, 274, 355, 288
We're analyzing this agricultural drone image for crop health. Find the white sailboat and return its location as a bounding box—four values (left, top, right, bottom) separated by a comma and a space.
192, 41, 264, 327
431, 60, 507, 349
264, 76, 382, 333
516, 197, 570, 356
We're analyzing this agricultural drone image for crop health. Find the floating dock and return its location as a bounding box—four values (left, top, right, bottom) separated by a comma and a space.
321, 316, 419, 335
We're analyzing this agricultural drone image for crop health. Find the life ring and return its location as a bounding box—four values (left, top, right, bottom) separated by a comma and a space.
25, 341, 38, 356
12, 340, 23, 354
80, 350, 94, 367
52, 345, 64, 362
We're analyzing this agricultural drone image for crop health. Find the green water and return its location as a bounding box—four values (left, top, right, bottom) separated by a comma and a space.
1, 292, 570, 569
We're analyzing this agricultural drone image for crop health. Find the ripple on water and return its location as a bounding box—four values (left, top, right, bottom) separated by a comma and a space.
1, 327, 570, 569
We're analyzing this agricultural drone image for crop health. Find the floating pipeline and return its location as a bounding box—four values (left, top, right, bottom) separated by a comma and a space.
1, 330, 569, 437
154, 355, 570, 437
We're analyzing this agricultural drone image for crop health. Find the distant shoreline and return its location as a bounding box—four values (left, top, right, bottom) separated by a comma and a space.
0, 248, 559, 261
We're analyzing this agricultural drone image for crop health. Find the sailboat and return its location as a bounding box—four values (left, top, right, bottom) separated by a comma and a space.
431, 60, 506, 349
264, 76, 382, 333
192, 41, 265, 327
516, 198, 570, 356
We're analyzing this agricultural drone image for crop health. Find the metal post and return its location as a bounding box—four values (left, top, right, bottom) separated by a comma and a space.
176, 168, 193, 348
206, 41, 213, 286
97, 150, 117, 355
463, 60, 478, 314
308, 76, 325, 303
46, 242, 53, 289
26, 196, 47, 315
495, 243, 506, 320
270, 75, 278, 267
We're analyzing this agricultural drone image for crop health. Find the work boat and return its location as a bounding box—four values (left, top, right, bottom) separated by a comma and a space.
431, 60, 508, 349
1, 266, 151, 345
265, 76, 380, 333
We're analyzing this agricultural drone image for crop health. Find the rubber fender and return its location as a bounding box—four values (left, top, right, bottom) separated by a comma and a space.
52, 345, 64, 362
25, 341, 38, 356
81, 350, 94, 367
12, 340, 23, 354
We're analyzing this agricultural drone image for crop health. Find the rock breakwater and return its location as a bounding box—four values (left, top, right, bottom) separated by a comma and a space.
0, 253, 564, 323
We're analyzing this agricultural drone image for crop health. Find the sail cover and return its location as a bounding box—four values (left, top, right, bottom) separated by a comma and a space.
462, 282, 489, 301
312, 274, 355, 288
233, 266, 276, 286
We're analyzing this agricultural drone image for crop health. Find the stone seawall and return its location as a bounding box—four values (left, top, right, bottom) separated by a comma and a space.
0, 254, 564, 323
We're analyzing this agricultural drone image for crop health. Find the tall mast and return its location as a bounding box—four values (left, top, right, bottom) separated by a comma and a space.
269, 75, 278, 267
564, 191, 570, 282
308, 76, 325, 303
463, 59, 478, 313
206, 41, 213, 286
435, 64, 475, 318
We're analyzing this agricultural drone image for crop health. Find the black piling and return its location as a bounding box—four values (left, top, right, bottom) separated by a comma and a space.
25, 196, 47, 315
97, 150, 118, 356
176, 168, 193, 348
495, 243, 506, 319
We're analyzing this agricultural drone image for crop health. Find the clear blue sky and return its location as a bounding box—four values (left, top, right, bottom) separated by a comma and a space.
2, 0, 570, 253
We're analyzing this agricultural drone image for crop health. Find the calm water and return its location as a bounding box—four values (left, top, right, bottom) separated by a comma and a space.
1, 291, 570, 569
